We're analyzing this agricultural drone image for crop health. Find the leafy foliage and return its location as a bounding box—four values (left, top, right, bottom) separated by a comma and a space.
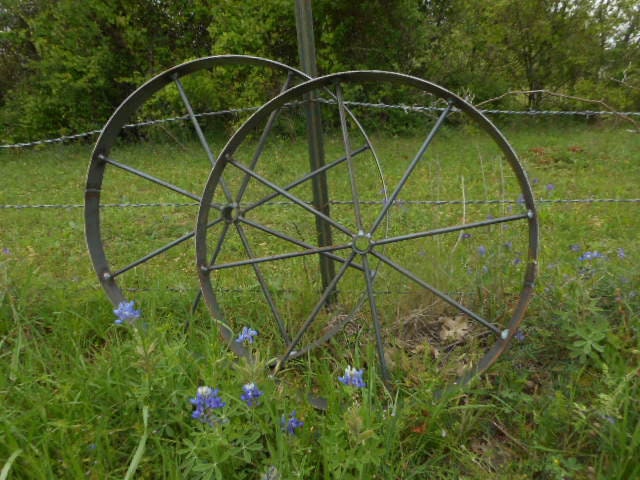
1, 0, 639, 141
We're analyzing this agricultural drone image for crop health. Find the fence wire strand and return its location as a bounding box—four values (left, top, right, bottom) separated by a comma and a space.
1, 198, 639, 210
2, 100, 640, 150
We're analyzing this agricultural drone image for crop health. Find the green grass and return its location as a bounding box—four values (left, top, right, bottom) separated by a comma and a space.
1, 121, 639, 479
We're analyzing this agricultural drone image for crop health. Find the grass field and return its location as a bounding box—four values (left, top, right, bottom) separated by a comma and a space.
1, 120, 639, 479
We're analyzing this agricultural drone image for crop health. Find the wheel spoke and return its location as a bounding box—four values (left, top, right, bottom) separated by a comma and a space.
101, 154, 204, 205
370, 101, 453, 235
198, 221, 233, 318
361, 254, 390, 383
283, 292, 369, 360
235, 72, 295, 204
373, 212, 530, 248
336, 82, 365, 231
234, 222, 291, 343
241, 145, 370, 215
238, 216, 364, 272
228, 159, 354, 237
174, 76, 233, 203
276, 251, 358, 371
371, 250, 502, 336
204, 242, 352, 272
111, 217, 224, 278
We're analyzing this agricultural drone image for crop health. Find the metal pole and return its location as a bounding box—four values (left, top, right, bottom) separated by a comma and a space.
294, 0, 337, 304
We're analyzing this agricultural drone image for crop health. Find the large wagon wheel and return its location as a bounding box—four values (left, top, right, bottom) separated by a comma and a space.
195, 71, 539, 387
85, 55, 311, 309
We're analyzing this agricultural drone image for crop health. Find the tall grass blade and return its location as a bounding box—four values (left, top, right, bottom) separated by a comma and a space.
124, 405, 149, 480
0, 449, 22, 480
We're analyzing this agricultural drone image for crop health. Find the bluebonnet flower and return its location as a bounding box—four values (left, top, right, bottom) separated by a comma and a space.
338, 366, 366, 388
461, 233, 472, 240
579, 251, 604, 261
241, 383, 264, 406
570, 244, 581, 252
113, 300, 140, 325
546, 183, 556, 192
503, 241, 513, 250
190, 386, 226, 424
516, 195, 525, 205
478, 245, 487, 256
532, 178, 540, 185
2, 247, 11, 255
513, 256, 522, 265
281, 410, 304, 435
236, 326, 258, 344
617, 248, 626, 259
515, 330, 526, 342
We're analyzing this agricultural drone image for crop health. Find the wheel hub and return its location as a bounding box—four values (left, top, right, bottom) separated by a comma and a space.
352, 231, 373, 254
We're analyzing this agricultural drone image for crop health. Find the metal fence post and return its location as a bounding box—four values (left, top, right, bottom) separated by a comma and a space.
294, 0, 337, 304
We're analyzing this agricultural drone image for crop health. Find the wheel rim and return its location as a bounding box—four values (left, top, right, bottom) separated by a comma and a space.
195, 70, 539, 387
85, 55, 311, 308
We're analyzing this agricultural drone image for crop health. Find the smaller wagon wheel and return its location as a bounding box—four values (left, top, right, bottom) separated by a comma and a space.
85, 55, 311, 309
195, 71, 539, 388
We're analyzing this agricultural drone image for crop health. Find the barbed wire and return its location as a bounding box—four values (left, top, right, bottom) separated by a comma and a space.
2, 100, 639, 150
1, 198, 639, 210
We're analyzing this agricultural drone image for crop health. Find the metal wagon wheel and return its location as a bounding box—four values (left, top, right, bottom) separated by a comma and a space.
195, 70, 539, 388
85, 55, 311, 309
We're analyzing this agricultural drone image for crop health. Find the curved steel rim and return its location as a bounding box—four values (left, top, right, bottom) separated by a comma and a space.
196, 70, 540, 386
85, 55, 312, 307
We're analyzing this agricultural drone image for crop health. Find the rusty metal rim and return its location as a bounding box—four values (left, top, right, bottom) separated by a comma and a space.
85, 55, 312, 309
196, 70, 539, 388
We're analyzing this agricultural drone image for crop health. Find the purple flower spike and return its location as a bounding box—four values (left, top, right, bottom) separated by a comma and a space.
579, 251, 604, 261
546, 183, 556, 192
241, 383, 264, 407
113, 300, 141, 325
338, 366, 366, 388
282, 410, 304, 435
236, 326, 258, 344
190, 386, 226, 425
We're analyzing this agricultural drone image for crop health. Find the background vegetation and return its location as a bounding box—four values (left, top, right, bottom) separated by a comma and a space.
1, 0, 640, 142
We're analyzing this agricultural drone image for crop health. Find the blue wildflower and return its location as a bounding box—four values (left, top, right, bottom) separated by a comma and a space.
190, 386, 226, 424
338, 366, 366, 388
478, 245, 487, 256
281, 410, 304, 435
241, 383, 264, 407
546, 183, 556, 192
515, 330, 526, 342
570, 244, 581, 252
516, 195, 525, 204
617, 248, 626, 259
113, 300, 141, 325
236, 326, 258, 344
503, 241, 513, 250
513, 256, 522, 265
579, 251, 604, 261
461, 233, 472, 240
2, 247, 11, 255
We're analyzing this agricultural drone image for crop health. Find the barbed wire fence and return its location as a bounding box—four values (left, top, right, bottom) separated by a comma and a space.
2, 96, 640, 150
1, 99, 639, 209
